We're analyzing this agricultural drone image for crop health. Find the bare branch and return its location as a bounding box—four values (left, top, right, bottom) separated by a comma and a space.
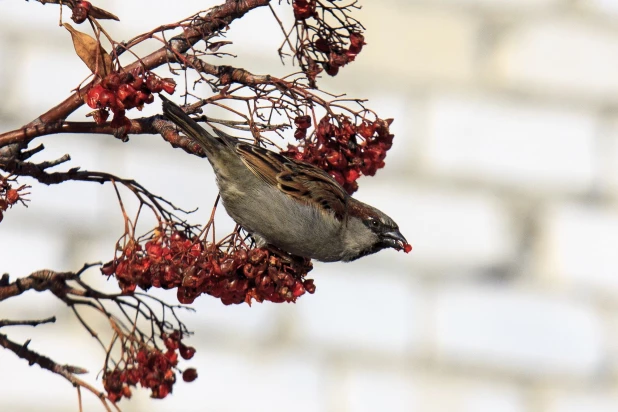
0, 270, 71, 302
0, 316, 57, 329
0, 332, 115, 411
0, 115, 204, 156
32, 0, 272, 126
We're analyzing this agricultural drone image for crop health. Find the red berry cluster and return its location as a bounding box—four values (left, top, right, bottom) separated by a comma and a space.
103, 331, 196, 402
0, 175, 30, 223
293, 0, 317, 20
315, 32, 365, 76
283, 115, 394, 194
290, 0, 366, 80
101, 228, 315, 306
85, 69, 176, 129
71, 0, 91, 24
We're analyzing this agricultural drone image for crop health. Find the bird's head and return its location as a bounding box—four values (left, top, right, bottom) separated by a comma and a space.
341, 198, 409, 262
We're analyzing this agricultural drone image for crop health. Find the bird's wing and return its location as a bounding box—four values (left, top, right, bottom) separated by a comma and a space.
279, 161, 349, 220
234, 143, 281, 186
162, 99, 347, 218
235, 143, 348, 219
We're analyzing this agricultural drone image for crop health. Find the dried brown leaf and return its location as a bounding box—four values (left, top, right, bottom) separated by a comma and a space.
89, 4, 120, 21
63, 23, 113, 76
207, 41, 233, 52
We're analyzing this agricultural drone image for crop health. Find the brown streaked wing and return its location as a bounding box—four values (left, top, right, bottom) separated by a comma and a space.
235, 143, 348, 219
277, 162, 348, 220
235, 143, 285, 186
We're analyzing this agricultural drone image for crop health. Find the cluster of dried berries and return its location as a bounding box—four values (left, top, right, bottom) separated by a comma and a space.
103, 331, 197, 402
283, 114, 394, 194
289, 0, 365, 83
71, 0, 92, 24
0, 174, 30, 223
85, 69, 176, 129
293, 0, 317, 20
101, 228, 315, 306
316, 32, 365, 76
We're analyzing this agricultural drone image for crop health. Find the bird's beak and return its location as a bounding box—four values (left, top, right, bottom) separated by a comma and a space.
381, 229, 408, 251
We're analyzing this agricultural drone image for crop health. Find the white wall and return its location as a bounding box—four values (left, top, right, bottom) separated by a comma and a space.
2, 1, 618, 411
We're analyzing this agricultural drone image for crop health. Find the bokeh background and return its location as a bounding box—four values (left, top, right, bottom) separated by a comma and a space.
2, 0, 618, 411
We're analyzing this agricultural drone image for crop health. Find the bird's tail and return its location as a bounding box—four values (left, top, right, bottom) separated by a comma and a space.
160, 95, 221, 153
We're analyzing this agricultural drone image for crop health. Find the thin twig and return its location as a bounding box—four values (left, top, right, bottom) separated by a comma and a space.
0, 317, 56, 329
0, 332, 115, 412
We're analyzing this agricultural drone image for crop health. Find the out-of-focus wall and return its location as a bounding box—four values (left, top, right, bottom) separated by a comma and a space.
2, 0, 618, 411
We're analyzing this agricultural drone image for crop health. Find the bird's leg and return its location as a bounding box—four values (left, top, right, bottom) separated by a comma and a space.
250, 233, 268, 248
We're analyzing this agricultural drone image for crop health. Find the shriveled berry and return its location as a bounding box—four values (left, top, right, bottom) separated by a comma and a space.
314, 38, 330, 53
235, 249, 248, 262
146, 74, 163, 92
303, 279, 316, 294
323, 63, 339, 76
5, 189, 19, 205
100, 262, 116, 276
153, 383, 170, 399
160, 78, 176, 94
177, 287, 196, 304
293, 0, 316, 20
243, 263, 256, 278
348, 32, 365, 55
122, 385, 132, 399
219, 258, 235, 275
117, 84, 136, 102
183, 368, 198, 382
344, 168, 360, 184
294, 128, 307, 140
294, 115, 312, 129
329, 52, 349, 68
129, 76, 144, 90
85, 84, 106, 109
292, 281, 305, 297
102, 73, 121, 90
71, 1, 91, 24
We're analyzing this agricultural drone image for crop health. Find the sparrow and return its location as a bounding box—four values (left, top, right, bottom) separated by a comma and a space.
161, 96, 408, 262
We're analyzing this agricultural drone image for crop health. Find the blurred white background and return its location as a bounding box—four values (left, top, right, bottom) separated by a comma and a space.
2, 0, 618, 411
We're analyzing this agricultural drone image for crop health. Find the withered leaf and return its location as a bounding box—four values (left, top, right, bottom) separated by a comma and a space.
63, 23, 113, 76
89, 4, 120, 21
207, 41, 233, 52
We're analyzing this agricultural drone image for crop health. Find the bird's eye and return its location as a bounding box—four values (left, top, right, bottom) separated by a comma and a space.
370, 218, 380, 227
